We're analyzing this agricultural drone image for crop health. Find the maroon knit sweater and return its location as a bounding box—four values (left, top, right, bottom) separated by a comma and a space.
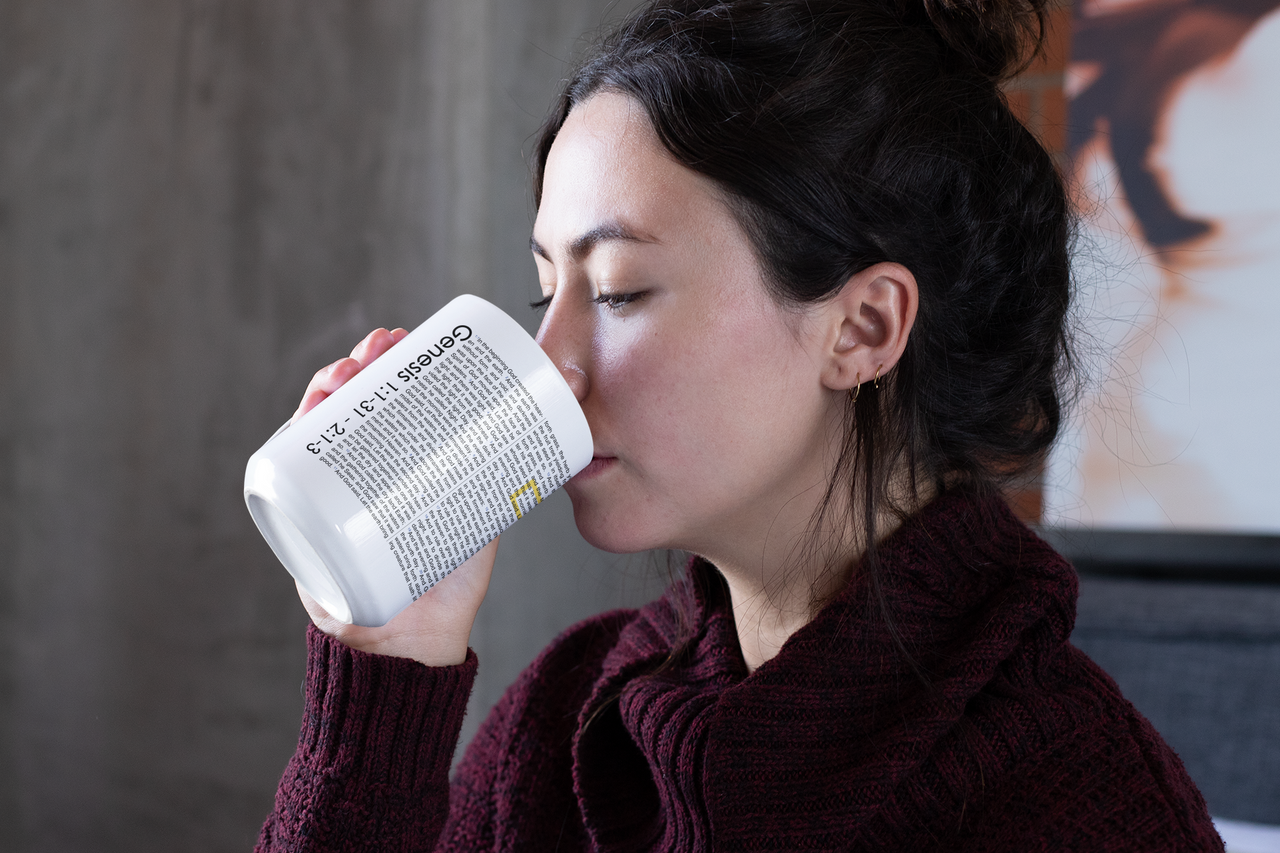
257, 492, 1224, 852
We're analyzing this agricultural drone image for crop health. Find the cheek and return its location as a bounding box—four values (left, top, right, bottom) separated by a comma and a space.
592, 325, 685, 435
593, 309, 799, 459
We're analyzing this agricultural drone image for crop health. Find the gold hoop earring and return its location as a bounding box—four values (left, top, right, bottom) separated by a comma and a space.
873, 365, 882, 390
850, 373, 861, 403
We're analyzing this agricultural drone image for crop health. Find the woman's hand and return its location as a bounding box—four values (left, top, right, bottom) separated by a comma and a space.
291, 327, 500, 667
297, 539, 496, 667
291, 327, 409, 424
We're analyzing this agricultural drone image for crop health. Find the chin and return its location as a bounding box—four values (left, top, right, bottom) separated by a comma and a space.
566, 492, 665, 555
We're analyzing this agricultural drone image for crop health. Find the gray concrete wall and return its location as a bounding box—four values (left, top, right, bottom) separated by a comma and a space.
0, 2, 658, 850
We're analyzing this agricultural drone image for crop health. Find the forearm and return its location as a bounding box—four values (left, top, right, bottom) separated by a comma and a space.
256, 624, 477, 853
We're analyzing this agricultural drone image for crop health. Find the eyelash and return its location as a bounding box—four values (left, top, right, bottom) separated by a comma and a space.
593, 291, 644, 312
528, 292, 645, 313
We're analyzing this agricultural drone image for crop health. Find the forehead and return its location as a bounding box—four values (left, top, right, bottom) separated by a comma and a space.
534, 92, 731, 251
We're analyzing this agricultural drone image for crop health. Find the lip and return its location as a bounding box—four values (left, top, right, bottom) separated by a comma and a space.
572, 455, 617, 481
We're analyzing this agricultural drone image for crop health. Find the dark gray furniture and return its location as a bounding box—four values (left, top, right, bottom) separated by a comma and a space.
1048, 529, 1280, 825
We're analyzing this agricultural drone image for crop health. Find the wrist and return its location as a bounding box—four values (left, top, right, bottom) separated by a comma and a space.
323, 617, 474, 668
300, 625, 478, 782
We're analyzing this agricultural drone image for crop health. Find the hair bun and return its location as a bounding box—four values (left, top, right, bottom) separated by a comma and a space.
919, 0, 1048, 80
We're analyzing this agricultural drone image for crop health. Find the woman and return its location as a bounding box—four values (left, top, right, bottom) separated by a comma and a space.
259, 1, 1223, 850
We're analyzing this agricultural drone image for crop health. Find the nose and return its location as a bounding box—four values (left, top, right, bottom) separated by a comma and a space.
535, 297, 590, 403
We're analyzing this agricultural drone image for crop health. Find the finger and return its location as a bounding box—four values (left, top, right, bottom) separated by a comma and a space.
292, 358, 362, 421
292, 388, 325, 423
459, 536, 500, 580
296, 581, 341, 632
349, 328, 399, 369
292, 327, 406, 423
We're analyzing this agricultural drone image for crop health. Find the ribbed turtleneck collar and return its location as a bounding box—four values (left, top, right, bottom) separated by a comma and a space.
571, 491, 1078, 852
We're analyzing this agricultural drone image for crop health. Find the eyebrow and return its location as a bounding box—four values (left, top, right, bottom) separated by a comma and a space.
529, 221, 654, 264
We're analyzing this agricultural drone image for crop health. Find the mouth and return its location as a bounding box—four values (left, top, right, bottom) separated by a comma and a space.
572, 455, 617, 481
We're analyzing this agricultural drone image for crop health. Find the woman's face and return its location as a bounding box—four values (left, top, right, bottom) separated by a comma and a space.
532, 93, 844, 562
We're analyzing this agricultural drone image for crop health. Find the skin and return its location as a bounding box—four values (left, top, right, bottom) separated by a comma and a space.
296, 92, 918, 671
291, 327, 498, 668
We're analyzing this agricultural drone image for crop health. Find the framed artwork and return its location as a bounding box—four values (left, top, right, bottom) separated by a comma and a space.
1045, 0, 1280, 534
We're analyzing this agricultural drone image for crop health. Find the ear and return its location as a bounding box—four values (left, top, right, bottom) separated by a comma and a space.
818, 262, 918, 392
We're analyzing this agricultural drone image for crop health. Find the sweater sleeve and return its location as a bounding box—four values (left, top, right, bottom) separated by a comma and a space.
255, 624, 477, 853
956, 704, 1226, 853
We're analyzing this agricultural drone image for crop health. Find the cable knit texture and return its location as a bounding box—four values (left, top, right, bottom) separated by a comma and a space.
257, 491, 1224, 852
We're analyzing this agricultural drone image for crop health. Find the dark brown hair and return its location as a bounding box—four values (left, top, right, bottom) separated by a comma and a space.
535, 0, 1074, 607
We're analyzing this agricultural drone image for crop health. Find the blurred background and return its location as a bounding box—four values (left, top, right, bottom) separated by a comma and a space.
0, 2, 665, 850
1, 1, 1277, 851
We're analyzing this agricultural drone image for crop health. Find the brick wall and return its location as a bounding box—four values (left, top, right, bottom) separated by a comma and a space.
1001, 0, 1073, 524
1005, 0, 1073, 158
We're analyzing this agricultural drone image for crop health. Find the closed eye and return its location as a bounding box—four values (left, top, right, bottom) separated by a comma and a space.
593, 291, 646, 312
530, 293, 553, 312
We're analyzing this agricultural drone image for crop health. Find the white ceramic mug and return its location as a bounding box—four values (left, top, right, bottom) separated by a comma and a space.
244, 295, 592, 626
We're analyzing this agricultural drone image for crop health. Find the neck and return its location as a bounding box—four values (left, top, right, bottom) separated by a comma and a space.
703, 482, 931, 673
718, 563, 844, 673
698, 500, 855, 672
